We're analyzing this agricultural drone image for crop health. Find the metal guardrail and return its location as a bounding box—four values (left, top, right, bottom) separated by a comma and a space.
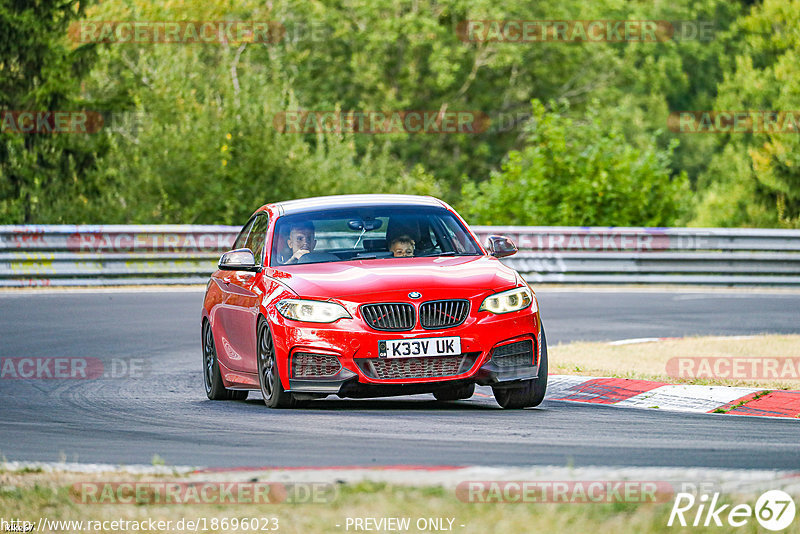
0, 225, 234, 287
1, 225, 799, 287
473, 227, 800, 285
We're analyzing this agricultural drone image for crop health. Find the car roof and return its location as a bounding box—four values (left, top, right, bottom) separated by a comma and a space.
264, 194, 446, 216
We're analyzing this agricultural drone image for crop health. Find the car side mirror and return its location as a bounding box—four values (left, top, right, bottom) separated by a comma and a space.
486, 235, 518, 258
218, 248, 261, 272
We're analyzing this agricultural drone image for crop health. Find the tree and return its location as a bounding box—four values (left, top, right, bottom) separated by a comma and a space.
0, 0, 100, 223
73, 7, 440, 224
460, 100, 688, 226
691, 0, 800, 228
2, 0, 767, 226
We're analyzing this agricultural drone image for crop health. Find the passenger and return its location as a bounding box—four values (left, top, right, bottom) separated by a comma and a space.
283, 221, 316, 264
389, 235, 415, 258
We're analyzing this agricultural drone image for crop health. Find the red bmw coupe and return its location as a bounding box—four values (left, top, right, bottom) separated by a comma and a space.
201, 194, 547, 409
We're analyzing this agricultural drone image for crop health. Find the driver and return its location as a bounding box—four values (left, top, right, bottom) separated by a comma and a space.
283, 221, 316, 264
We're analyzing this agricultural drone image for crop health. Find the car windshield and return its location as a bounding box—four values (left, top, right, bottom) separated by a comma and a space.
270, 205, 482, 266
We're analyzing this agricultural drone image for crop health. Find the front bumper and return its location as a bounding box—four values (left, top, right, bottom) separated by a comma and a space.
275, 305, 541, 395
288, 361, 540, 396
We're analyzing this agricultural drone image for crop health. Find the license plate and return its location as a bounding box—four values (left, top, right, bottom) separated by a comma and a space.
379, 336, 461, 359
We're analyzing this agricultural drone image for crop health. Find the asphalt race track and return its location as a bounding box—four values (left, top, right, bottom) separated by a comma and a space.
1, 288, 798, 469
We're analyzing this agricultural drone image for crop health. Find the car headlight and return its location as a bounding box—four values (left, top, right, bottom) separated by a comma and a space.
276, 299, 351, 323
479, 286, 535, 314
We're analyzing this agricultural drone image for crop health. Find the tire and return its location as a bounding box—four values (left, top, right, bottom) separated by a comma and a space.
493, 327, 548, 409
257, 317, 296, 408
203, 320, 248, 401
433, 383, 475, 401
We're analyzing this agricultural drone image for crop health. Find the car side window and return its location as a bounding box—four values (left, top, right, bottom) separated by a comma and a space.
233, 217, 257, 250
245, 214, 270, 265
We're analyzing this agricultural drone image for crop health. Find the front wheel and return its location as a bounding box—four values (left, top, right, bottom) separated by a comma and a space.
493, 327, 548, 409
203, 320, 248, 401
257, 318, 296, 408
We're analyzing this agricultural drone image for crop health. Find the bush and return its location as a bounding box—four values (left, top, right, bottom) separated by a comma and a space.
459, 100, 688, 227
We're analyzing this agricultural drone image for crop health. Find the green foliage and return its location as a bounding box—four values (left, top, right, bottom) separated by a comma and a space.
75, 43, 439, 224
2, 0, 792, 228
460, 100, 688, 226
0, 0, 100, 223
36, 1, 443, 224
691, 0, 800, 228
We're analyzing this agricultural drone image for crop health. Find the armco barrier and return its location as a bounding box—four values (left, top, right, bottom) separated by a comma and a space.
1, 225, 799, 287
0, 225, 236, 287
472, 227, 800, 285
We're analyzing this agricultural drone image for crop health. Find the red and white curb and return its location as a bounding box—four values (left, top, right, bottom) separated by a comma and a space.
546, 375, 800, 418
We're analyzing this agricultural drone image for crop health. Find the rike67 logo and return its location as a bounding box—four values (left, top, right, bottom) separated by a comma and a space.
668, 490, 796, 531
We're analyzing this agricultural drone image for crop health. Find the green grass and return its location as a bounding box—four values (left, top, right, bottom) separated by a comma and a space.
2, 473, 798, 533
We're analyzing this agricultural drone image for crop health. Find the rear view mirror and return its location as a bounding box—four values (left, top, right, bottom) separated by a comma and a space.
347, 218, 383, 231
485, 235, 518, 258
218, 248, 261, 272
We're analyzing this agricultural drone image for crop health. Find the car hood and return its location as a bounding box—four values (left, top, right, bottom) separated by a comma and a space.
267, 256, 521, 300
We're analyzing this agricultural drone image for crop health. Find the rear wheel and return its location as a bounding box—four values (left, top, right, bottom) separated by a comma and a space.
433, 383, 475, 401
493, 327, 548, 409
257, 317, 296, 408
203, 320, 248, 401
